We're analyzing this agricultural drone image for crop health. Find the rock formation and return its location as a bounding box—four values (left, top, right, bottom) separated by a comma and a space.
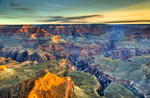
0, 65, 7, 71
104, 82, 136, 98
0, 71, 75, 98
30, 27, 52, 39
28, 72, 74, 98
51, 35, 67, 43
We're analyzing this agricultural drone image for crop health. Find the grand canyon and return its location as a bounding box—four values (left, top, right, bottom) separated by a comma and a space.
0, 24, 149, 98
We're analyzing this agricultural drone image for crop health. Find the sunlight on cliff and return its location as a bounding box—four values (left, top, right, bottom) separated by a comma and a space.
28, 72, 74, 98
59, 59, 67, 66
51, 35, 67, 43
30, 34, 37, 39
51, 35, 62, 42
0, 65, 7, 71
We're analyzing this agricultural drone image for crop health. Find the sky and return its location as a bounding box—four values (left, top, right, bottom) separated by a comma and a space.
0, 0, 150, 24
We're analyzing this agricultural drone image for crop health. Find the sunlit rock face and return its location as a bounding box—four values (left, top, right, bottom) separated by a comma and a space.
0, 70, 75, 98
15, 25, 35, 36
28, 72, 74, 98
0, 65, 7, 71
30, 27, 52, 39
51, 35, 67, 43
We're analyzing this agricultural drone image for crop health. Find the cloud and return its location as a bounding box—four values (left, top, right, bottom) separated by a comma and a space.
13, 8, 31, 11
0, 15, 63, 19
9, 2, 32, 11
64, 15, 102, 20
103, 20, 150, 23
2, 16, 30, 19
52, 16, 64, 19
43, 15, 103, 23
10, 2, 21, 6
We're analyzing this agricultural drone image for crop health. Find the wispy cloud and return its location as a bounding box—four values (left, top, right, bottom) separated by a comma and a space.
0, 15, 63, 19
102, 20, 150, 23
43, 15, 103, 23
13, 8, 31, 11
10, 2, 21, 6
10, 2, 32, 11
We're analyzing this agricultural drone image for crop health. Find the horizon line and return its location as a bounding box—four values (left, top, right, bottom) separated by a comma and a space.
1, 23, 150, 26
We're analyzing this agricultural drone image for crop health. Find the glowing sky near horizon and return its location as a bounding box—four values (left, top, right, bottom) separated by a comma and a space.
0, 0, 150, 24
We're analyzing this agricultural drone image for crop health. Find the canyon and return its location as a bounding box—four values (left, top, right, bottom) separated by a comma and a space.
0, 24, 150, 98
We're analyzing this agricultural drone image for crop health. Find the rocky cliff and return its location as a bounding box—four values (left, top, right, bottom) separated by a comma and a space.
28, 72, 74, 98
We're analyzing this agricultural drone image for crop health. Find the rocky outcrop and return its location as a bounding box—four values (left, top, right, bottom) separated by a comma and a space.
30, 27, 52, 38
0, 48, 56, 62
28, 72, 74, 98
104, 82, 137, 98
0, 69, 44, 98
51, 35, 67, 43
0, 71, 75, 98
0, 65, 7, 71
0, 79, 35, 98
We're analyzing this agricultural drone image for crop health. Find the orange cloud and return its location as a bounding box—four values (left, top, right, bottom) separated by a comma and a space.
80, 2, 150, 24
